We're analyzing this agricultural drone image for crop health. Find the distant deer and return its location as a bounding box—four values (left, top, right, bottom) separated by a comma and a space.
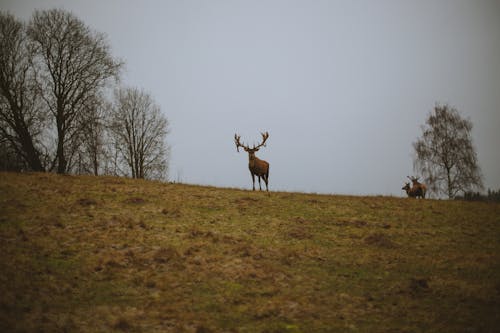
402, 176, 427, 199
234, 132, 270, 192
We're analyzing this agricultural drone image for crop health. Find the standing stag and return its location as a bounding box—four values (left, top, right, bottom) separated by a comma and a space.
234, 132, 270, 192
402, 176, 427, 199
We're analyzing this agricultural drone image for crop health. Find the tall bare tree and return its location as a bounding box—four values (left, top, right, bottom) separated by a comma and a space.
110, 87, 169, 180
413, 104, 483, 198
0, 11, 46, 171
27, 9, 121, 174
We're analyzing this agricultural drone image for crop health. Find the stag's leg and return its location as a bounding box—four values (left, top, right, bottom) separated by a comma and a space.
266, 169, 269, 192
251, 173, 255, 191
258, 176, 262, 191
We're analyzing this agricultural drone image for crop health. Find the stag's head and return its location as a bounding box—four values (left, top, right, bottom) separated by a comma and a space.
402, 182, 411, 191
234, 132, 269, 158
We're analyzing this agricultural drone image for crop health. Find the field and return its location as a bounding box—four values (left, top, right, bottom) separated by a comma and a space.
0, 172, 499, 332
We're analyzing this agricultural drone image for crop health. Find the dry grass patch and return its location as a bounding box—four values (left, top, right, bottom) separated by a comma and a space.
1, 172, 499, 332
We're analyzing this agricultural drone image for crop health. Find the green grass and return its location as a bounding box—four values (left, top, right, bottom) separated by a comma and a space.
1, 172, 499, 332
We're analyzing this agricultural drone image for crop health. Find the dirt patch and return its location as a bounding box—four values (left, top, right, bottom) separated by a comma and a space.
123, 197, 146, 205
213, 257, 271, 281
17, 228, 29, 241
352, 220, 368, 227
280, 249, 302, 266
334, 220, 368, 228
184, 244, 204, 257
306, 199, 322, 204
234, 196, 261, 214
364, 232, 397, 248
77, 198, 98, 206
234, 196, 260, 203
113, 317, 133, 331
3, 199, 27, 210
186, 227, 221, 243
294, 217, 313, 224
161, 208, 182, 218
409, 278, 430, 296
104, 179, 125, 186
288, 227, 313, 240
153, 246, 182, 264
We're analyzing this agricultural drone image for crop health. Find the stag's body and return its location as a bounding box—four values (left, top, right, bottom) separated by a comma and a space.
247, 153, 269, 191
402, 183, 425, 198
402, 176, 427, 199
235, 132, 270, 192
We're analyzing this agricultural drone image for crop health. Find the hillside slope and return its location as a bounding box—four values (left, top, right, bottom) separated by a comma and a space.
1, 172, 499, 332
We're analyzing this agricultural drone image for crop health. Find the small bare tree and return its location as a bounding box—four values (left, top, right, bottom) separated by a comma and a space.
413, 104, 483, 198
109, 87, 169, 180
0, 11, 46, 171
27, 9, 122, 174
71, 94, 110, 176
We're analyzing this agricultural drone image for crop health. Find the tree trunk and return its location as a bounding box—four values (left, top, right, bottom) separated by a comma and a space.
10, 105, 45, 172
446, 166, 453, 199
56, 125, 66, 174
93, 154, 99, 176
20, 132, 44, 172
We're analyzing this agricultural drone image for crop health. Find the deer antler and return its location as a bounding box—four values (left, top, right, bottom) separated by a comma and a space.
253, 131, 269, 149
234, 133, 248, 152
408, 176, 421, 184
235, 132, 269, 152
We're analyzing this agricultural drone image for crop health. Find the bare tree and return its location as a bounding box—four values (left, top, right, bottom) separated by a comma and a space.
109, 87, 169, 180
413, 104, 483, 198
70, 94, 110, 176
0, 11, 46, 171
27, 9, 122, 174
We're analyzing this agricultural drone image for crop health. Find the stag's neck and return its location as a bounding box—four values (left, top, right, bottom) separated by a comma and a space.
248, 154, 260, 166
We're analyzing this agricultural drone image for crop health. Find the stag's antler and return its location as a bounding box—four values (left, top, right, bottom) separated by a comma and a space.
407, 176, 421, 184
234, 133, 247, 152
234, 132, 269, 152
253, 131, 269, 149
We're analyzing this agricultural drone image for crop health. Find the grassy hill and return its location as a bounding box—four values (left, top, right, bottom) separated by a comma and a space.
0, 172, 499, 332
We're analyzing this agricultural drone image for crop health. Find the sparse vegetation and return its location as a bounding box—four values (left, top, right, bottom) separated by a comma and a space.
455, 189, 500, 203
1, 172, 499, 332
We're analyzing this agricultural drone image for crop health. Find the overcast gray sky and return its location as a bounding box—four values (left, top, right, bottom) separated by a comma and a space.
2, 0, 500, 196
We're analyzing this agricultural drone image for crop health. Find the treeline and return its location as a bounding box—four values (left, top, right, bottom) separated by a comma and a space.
455, 189, 500, 203
0, 9, 169, 179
